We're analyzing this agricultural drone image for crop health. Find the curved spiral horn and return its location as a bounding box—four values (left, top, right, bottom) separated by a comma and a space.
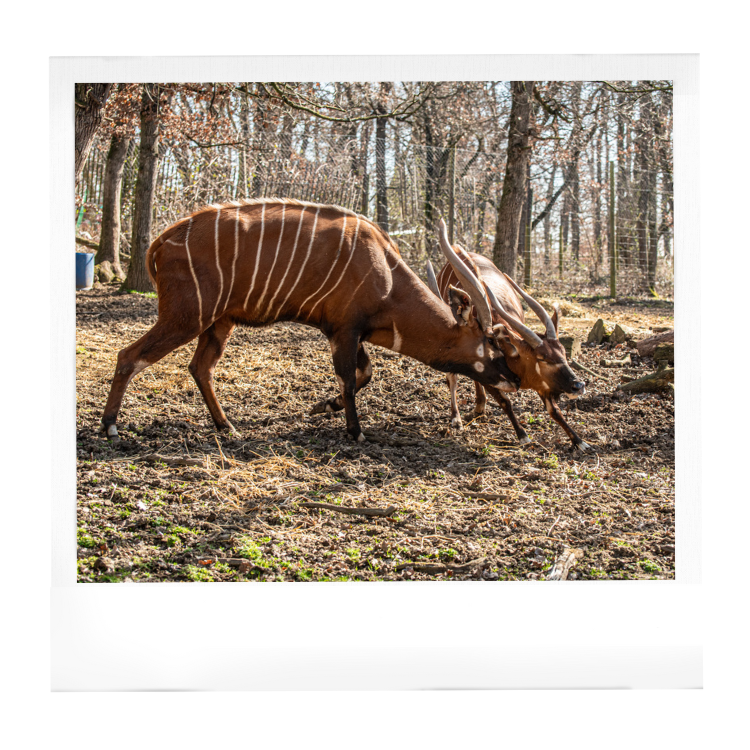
425, 259, 441, 298
436, 219, 493, 333
502, 273, 557, 340
484, 283, 543, 349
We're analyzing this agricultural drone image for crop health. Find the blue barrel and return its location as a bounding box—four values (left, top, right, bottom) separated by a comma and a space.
76, 252, 95, 290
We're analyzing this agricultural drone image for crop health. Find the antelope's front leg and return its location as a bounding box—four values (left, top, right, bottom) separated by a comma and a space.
473, 381, 488, 418
311, 343, 372, 419
485, 385, 530, 444
447, 373, 463, 430
315, 333, 366, 442
542, 395, 591, 452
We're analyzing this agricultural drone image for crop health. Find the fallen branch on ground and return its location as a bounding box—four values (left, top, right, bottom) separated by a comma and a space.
600, 354, 631, 368
138, 453, 206, 467
298, 501, 397, 517
570, 359, 603, 379
394, 557, 486, 574
617, 367, 674, 394
546, 547, 584, 580
76, 236, 100, 251
635, 330, 674, 357
461, 491, 514, 502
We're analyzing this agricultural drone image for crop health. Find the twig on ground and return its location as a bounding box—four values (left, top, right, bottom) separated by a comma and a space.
570, 359, 603, 380
394, 557, 486, 574
136, 453, 206, 467
547, 515, 562, 536
298, 501, 397, 517
461, 491, 514, 502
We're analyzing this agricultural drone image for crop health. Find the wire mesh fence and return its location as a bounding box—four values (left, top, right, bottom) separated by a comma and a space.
77, 128, 673, 299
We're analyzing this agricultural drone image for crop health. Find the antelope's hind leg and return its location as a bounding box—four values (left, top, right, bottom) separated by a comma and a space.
188, 315, 237, 433
311, 342, 372, 418
102, 319, 201, 440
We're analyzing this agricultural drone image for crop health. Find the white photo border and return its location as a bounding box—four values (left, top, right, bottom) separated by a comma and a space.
52, 55, 700, 690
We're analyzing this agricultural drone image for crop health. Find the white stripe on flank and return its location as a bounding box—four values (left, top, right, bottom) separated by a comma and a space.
210, 206, 225, 322
243, 203, 265, 310
254, 203, 286, 316
307, 216, 361, 318
297, 214, 347, 318
225, 205, 241, 312
273, 206, 320, 317
266, 206, 307, 318
184, 217, 203, 330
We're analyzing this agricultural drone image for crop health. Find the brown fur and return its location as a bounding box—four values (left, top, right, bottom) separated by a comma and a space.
102, 199, 519, 442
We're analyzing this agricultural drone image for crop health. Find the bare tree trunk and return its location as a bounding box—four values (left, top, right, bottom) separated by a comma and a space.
492, 81, 535, 277
647, 170, 659, 294
636, 93, 654, 284
251, 83, 268, 197
571, 165, 580, 261
375, 111, 389, 232
236, 84, 250, 199
359, 120, 372, 216
75, 84, 112, 183
121, 84, 163, 293
516, 161, 530, 263
592, 130, 603, 271
543, 165, 556, 264
561, 187, 571, 258
95, 133, 131, 279
616, 91, 630, 267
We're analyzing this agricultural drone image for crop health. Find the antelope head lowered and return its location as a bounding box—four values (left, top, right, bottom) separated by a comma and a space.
102, 199, 519, 444
426, 221, 591, 452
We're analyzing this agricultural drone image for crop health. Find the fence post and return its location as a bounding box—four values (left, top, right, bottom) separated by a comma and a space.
524, 187, 533, 287
448, 146, 456, 244
609, 161, 617, 298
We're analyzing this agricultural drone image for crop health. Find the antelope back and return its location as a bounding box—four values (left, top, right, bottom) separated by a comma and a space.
147, 199, 399, 334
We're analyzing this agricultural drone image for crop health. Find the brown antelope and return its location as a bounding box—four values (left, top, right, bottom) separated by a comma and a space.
101, 199, 520, 443
425, 221, 591, 452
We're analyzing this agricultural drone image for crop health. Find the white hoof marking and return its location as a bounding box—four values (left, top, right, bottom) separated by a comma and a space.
325, 403, 333, 413
357, 433, 366, 443
519, 435, 531, 445
107, 425, 118, 438
577, 441, 592, 452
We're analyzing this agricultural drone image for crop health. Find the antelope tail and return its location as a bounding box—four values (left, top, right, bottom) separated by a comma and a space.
146, 237, 162, 286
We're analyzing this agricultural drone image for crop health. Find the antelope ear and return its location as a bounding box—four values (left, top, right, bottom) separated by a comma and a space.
448, 285, 472, 325
491, 323, 519, 357
551, 303, 561, 335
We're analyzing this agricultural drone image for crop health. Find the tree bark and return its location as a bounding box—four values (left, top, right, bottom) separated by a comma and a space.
543, 164, 556, 263
571, 164, 580, 261
75, 84, 112, 183
492, 81, 535, 277
375, 109, 389, 232
121, 84, 163, 293
95, 133, 131, 279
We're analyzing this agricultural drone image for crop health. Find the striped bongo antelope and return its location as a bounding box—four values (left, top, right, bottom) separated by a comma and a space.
425, 220, 591, 452
102, 199, 520, 443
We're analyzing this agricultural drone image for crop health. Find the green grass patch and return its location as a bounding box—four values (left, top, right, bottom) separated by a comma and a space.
183, 565, 214, 582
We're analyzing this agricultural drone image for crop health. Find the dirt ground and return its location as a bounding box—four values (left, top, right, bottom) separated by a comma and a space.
75, 284, 675, 583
